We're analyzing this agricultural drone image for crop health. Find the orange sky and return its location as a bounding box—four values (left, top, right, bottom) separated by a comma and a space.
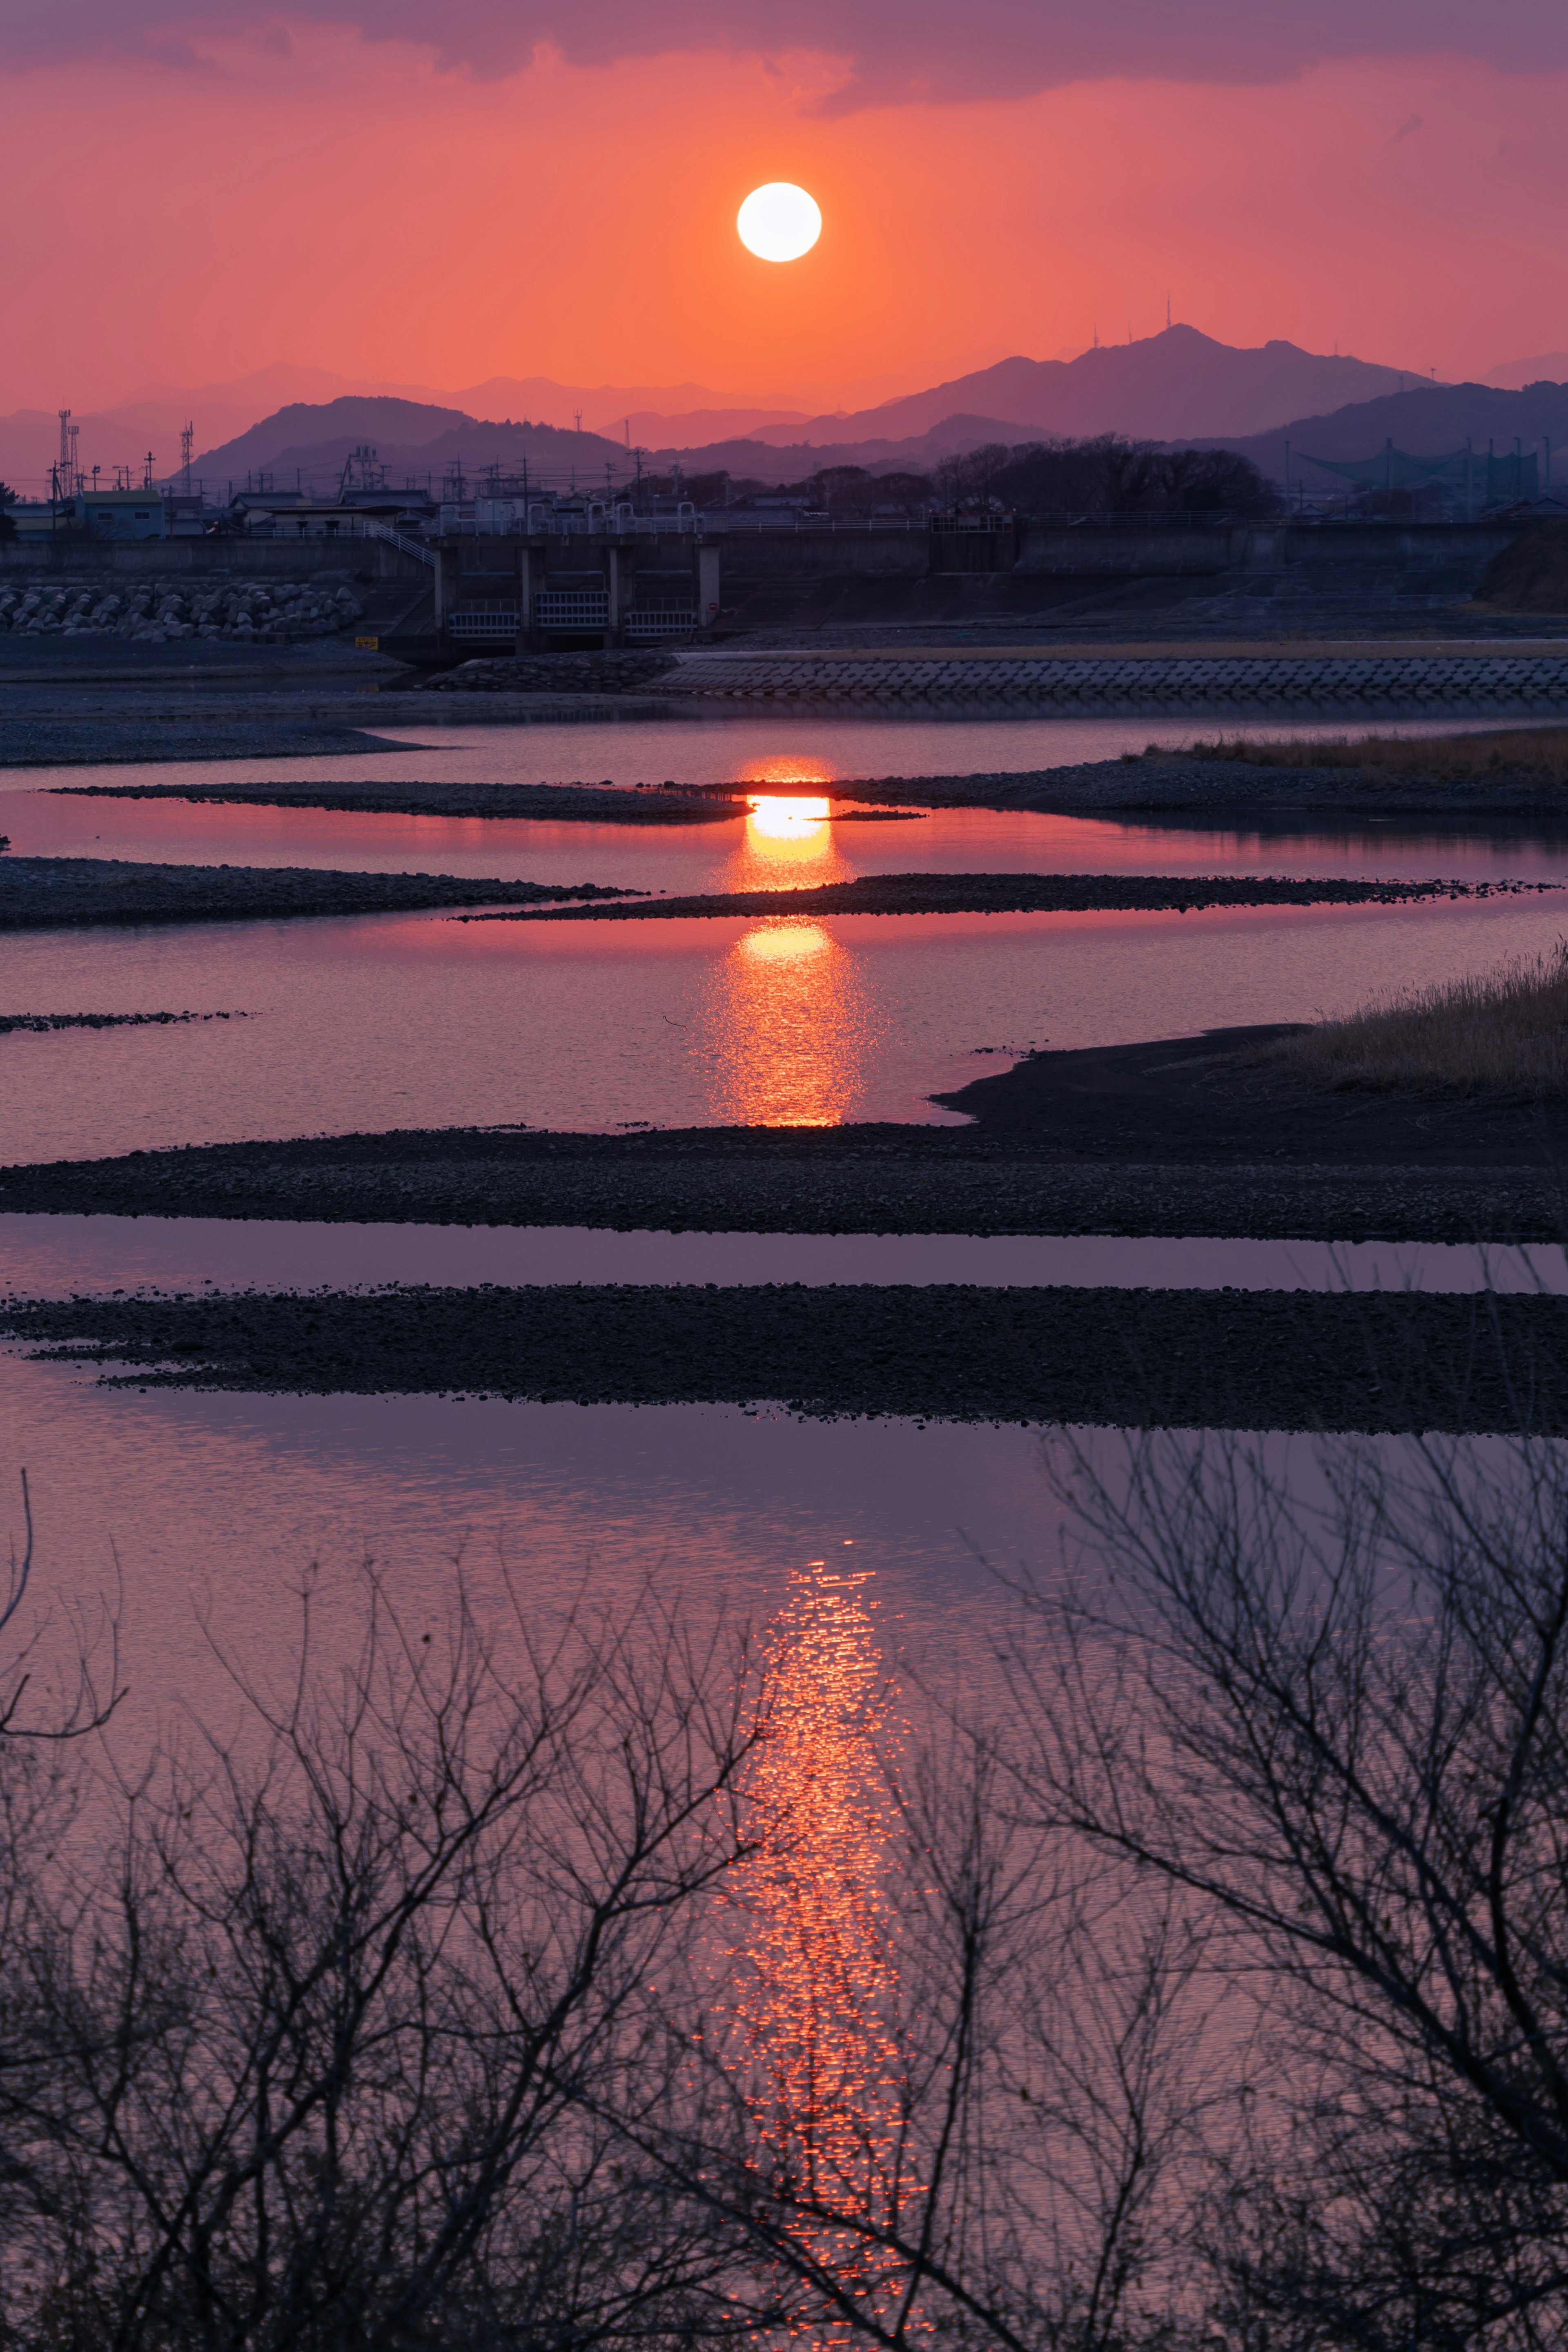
1, 28, 1564, 411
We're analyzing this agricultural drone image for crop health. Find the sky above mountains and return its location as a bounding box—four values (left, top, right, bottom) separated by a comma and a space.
0, 6, 1562, 412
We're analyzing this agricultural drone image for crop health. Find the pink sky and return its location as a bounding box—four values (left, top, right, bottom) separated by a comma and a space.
1, 8, 1564, 414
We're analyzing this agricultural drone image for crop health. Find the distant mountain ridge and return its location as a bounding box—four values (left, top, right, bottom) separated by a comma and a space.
0, 368, 809, 496
11, 332, 1541, 508
735, 326, 1427, 448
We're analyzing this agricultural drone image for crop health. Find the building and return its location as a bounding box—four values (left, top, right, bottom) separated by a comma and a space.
228, 488, 437, 540
7, 490, 178, 542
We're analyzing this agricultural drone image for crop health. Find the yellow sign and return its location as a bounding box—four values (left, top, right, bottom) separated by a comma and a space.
355, 635, 379, 651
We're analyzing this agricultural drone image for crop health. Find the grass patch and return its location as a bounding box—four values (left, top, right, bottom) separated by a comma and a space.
1259, 945, 1568, 1093
1163, 725, 1568, 782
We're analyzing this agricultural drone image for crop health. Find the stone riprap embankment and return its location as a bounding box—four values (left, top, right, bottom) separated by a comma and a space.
0, 859, 637, 931
662, 651, 1568, 716
0, 580, 365, 645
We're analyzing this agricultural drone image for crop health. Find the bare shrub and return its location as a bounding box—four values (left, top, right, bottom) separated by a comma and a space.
2, 1567, 761, 2352
1255, 941, 1568, 1092
995, 1426, 1568, 2349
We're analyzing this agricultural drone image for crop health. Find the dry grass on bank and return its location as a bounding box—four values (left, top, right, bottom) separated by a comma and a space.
1260, 945, 1568, 1093
1165, 725, 1568, 782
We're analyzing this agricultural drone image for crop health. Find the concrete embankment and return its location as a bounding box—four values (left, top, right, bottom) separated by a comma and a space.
661, 648, 1568, 717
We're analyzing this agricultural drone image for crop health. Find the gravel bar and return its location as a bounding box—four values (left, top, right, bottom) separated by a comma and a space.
0, 1010, 246, 1034
0, 858, 640, 931
6, 1281, 1566, 1433
44, 754, 1568, 821
2, 1131, 1563, 1244
52, 780, 746, 825
467, 872, 1550, 924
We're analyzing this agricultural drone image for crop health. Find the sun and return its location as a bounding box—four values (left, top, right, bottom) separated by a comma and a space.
737, 183, 822, 264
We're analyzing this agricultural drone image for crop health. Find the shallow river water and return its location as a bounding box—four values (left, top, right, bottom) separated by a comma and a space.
2, 701, 1562, 2283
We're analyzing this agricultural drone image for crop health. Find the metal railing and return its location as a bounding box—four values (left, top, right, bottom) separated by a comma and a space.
534, 590, 610, 628
362, 521, 436, 567
626, 608, 698, 639
449, 603, 520, 640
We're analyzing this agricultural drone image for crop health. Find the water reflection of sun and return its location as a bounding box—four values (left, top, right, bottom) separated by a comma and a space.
724, 759, 846, 892
727, 794, 846, 891
728, 1557, 906, 2291
699, 919, 873, 1125
748, 794, 832, 840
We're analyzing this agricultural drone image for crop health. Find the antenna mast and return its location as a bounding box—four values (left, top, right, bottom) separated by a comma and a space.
180, 421, 194, 496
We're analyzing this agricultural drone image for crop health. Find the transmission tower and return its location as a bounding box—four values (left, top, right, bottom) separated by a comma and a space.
180, 421, 194, 496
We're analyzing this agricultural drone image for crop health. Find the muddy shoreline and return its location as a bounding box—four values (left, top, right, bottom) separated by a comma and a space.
4, 1280, 1564, 1433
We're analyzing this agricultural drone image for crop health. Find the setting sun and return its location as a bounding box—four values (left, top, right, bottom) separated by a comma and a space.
737, 182, 822, 263
747, 794, 831, 839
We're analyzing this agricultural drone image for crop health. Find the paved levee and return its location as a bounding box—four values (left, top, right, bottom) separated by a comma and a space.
666, 651, 1568, 715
